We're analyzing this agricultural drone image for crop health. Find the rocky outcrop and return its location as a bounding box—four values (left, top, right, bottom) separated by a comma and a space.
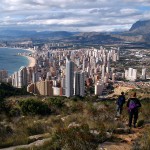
129, 20, 150, 34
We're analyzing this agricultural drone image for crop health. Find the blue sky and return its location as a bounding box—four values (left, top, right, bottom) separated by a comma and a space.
0, 0, 150, 32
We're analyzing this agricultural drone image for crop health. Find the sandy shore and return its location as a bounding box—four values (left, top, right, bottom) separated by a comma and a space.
25, 56, 36, 67
12, 47, 36, 68
14, 47, 36, 67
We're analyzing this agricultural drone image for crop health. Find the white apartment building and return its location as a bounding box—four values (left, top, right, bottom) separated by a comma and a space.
141, 68, 146, 80
12, 66, 27, 88
125, 68, 137, 81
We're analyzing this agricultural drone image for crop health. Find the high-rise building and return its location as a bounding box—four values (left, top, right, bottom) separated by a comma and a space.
142, 68, 146, 80
27, 80, 53, 96
0, 70, 8, 82
125, 68, 137, 81
112, 73, 116, 83
65, 58, 74, 97
132, 69, 137, 81
101, 64, 105, 80
95, 81, 104, 96
74, 71, 85, 97
12, 66, 27, 88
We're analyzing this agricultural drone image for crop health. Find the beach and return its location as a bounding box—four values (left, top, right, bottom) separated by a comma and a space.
0, 47, 36, 75
16, 47, 36, 68
20, 48, 36, 68
6, 47, 36, 68
0, 47, 33, 75
26, 56, 36, 67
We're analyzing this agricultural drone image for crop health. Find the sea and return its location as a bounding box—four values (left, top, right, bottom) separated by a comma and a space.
0, 47, 29, 75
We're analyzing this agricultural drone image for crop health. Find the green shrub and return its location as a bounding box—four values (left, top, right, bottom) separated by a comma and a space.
50, 124, 103, 150
0, 83, 29, 99
47, 97, 64, 108
19, 99, 51, 115
9, 106, 21, 117
137, 120, 145, 127
0, 124, 13, 140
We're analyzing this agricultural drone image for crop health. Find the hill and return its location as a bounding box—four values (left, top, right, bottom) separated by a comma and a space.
1, 20, 150, 44
129, 20, 150, 34
0, 84, 150, 149
0, 30, 76, 41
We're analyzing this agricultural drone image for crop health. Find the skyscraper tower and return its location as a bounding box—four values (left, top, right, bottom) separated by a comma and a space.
65, 58, 74, 97
82, 58, 85, 71
101, 64, 105, 80
12, 66, 27, 88
142, 68, 146, 80
74, 71, 85, 97
18, 66, 27, 88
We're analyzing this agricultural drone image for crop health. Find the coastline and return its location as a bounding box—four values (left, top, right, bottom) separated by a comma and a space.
9, 47, 36, 68
25, 56, 36, 67
0, 47, 36, 74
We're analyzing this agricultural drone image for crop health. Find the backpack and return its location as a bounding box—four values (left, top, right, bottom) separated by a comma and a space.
118, 96, 125, 106
128, 99, 137, 111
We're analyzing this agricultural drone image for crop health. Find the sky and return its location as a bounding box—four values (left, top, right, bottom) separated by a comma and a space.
0, 0, 150, 32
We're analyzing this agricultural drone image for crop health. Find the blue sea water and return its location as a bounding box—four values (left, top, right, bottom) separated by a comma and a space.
0, 47, 29, 75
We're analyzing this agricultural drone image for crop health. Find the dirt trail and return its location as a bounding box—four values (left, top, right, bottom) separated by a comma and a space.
98, 123, 150, 150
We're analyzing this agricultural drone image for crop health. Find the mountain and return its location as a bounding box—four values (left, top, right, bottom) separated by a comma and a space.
110, 20, 150, 43
66, 20, 150, 44
0, 30, 76, 41
129, 20, 150, 34
67, 32, 122, 44
0, 20, 150, 44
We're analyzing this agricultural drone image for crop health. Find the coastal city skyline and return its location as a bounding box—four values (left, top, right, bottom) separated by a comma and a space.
0, 45, 149, 98
0, 0, 150, 31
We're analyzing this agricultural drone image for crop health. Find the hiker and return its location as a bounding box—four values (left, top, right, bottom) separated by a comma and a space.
116, 92, 126, 117
127, 92, 141, 128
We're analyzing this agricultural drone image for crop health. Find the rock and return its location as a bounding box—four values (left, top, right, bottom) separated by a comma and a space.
68, 122, 80, 128
61, 115, 70, 122
113, 128, 131, 134
106, 132, 112, 138
90, 129, 99, 135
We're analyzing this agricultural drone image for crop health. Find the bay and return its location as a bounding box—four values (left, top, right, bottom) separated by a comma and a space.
0, 47, 29, 75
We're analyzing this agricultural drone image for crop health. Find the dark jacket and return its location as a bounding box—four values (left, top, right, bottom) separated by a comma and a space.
127, 98, 141, 111
117, 95, 125, 106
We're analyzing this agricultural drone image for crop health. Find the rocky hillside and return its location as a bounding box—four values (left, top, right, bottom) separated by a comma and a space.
110, 20, 150, 43
67, 32, 122, 44
129, 20, 150, 34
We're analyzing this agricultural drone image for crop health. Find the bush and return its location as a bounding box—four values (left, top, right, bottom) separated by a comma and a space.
9, 107, 21, 117
0, 124, 13, 139
0, 83, 29, 99
47, 97, 64, 108
27, 122, 45, 136
51, 124, 99, 150
137, 120, 145, 127
19, 99, 51, 115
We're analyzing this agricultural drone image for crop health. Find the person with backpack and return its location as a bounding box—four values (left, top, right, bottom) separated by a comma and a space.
116, 92, 126, 117
127, 92, 141, 128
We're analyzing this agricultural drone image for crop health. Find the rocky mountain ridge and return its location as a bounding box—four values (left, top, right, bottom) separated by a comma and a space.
0, 20, 150, 44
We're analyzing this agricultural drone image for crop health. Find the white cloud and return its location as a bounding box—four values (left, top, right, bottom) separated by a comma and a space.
0, 0, 149, 31
120, 8, 138, 14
